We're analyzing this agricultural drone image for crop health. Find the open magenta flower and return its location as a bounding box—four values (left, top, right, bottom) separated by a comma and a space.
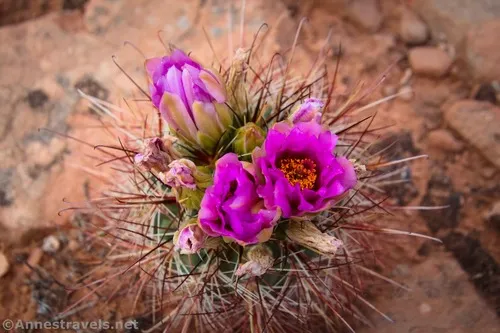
145, 49, 232, 150
199, 153, 279, 245
253, 120, 357, 218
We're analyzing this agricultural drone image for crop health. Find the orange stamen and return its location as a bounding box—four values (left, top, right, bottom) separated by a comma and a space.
278, 158, 317, 190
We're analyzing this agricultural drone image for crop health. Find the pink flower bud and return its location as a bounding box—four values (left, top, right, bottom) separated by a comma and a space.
163, 159, 197, 190
174, 223, 207, 254
146, 49, 232, 151
291, 98, 324, 124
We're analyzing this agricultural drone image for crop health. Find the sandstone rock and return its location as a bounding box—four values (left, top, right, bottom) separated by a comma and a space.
427, 129, 464, 152
408, 47, 453, 77
0, 252, 9, 278
465, 20, 500, 83
413, 0, 500, 45
400, 8, 429, 45
445, 100, 500, 168
347, 0, 382, 33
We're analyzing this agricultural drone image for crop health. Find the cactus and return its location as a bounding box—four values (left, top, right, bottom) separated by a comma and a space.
64, 17, 438, 333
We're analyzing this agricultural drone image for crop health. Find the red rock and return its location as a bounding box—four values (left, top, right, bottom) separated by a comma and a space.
465, 19, 500, 83
413, 0, 500, 45
444, 100, 500, 168
409, 47, 453, 77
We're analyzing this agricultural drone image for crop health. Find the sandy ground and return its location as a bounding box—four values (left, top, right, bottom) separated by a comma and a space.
0, 0, 499, 332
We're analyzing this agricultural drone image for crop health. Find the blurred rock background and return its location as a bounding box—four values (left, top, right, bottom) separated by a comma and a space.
0, 0, 499, 331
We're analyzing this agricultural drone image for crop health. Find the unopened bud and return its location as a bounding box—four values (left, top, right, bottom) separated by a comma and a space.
163, 159, 197, 190
148, 49, 232, 152
290, 98, 324, 124
233, 122, 266, 155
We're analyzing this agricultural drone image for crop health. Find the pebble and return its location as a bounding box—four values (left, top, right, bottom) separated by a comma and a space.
400, 8, 429, 45
347, 0, 382, 33
0, 252, 9, 278
427, 129, 464, 152
42, 235, 61, 253
409, 47, 453, 77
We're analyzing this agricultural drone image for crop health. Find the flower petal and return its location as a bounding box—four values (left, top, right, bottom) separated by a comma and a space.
254, 120, 357, 217
199, 70, 226, 103
145, 57, 163, 80
160, 92, 198, 143
214, 103, 233, 129
192, 102, 223, 140
199, 153, 279, 245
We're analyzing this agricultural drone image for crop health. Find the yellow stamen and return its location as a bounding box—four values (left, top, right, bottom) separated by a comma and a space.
278, 158, 317, 190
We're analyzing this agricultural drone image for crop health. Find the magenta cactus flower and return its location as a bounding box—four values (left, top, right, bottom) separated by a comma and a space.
290, 98, 324, 124
198, 153, 279, 245
253, 121, 357, 218
145, 49, 232, 150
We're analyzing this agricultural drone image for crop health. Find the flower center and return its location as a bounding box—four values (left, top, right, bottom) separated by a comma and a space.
278, 158, 317, 190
